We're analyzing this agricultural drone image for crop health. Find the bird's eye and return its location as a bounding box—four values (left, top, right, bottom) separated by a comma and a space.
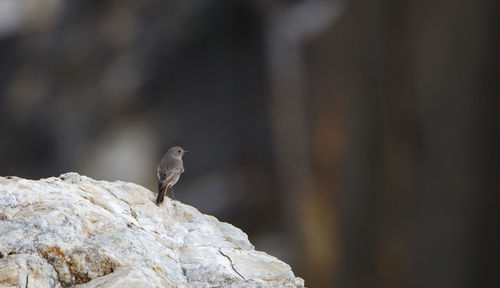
178, 150, 181, 153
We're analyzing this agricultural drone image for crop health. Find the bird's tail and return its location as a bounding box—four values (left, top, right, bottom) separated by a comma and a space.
156, 183, 168, 204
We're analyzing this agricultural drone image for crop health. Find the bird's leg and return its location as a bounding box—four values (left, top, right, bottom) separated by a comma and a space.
169, 187, 176, 201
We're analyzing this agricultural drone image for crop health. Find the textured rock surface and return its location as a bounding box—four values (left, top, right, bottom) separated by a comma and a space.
0, 173, 304, 288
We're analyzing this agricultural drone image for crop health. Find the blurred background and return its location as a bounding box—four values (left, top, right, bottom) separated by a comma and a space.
0, 0, 499, 287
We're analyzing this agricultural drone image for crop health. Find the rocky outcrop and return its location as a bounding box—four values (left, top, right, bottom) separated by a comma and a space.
0, 173, 304, 287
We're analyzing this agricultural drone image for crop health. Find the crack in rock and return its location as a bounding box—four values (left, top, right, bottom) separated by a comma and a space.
219, 248, 246, 280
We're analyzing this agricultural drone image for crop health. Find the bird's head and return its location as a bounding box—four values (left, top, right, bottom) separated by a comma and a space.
168, 146, 187, 159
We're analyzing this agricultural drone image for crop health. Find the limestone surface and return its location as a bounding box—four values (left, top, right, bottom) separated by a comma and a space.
0, 173, 304, 287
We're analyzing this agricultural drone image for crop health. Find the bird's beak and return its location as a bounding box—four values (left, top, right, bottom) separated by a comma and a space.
184, 150, 189, 153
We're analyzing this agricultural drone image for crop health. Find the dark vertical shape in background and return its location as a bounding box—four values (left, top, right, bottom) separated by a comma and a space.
339, 1, 385, 287
409, 0, 500, 287
306, 0, 500, 287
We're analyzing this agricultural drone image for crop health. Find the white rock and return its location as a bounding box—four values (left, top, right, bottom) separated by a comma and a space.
0, 173, 304, 287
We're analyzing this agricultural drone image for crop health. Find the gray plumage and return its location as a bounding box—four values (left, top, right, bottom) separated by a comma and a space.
156, 146, 186, 204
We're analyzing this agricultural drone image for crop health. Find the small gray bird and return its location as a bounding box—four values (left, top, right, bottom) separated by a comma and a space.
156, 146, 186, 204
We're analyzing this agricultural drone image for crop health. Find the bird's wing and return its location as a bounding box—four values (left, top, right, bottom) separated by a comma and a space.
157, 166, 183, 183
157, 167, 166, 182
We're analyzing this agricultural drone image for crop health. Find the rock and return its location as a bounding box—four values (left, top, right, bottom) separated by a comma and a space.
0, 173, 304, 287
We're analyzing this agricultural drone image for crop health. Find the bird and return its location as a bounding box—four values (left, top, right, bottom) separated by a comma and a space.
156, 146, 186, 204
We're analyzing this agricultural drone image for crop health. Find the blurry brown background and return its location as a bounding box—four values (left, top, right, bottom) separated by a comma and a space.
0, 0, 499, 287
